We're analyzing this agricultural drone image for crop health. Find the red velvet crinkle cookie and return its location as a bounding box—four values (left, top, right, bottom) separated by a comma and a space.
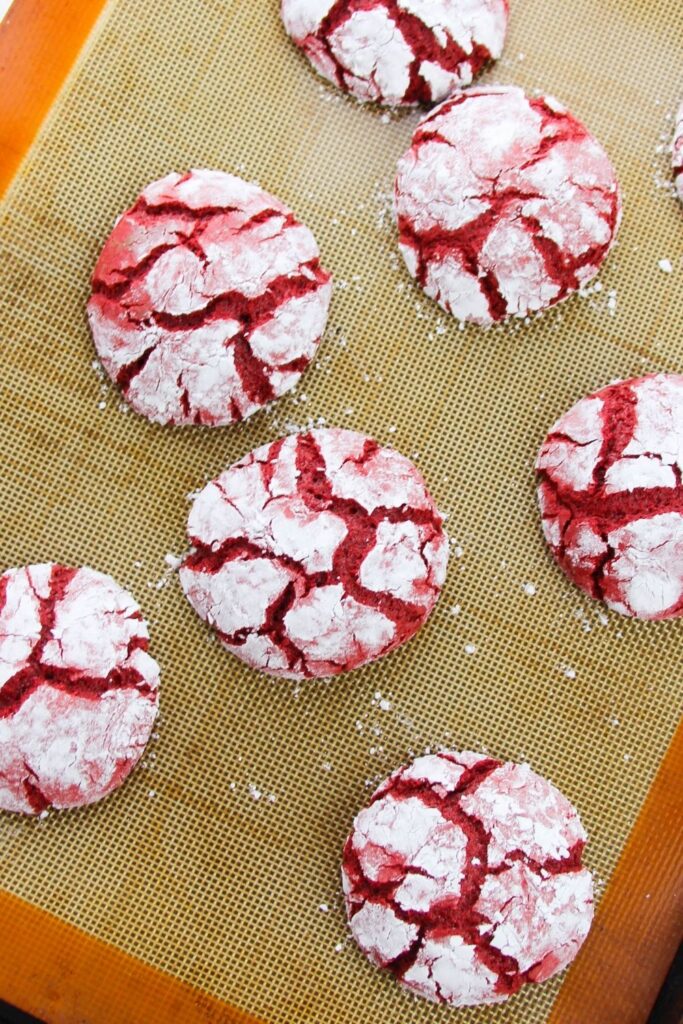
537, 374, 683, 620
281, 0, 509, 107
0, 564, 159, 815
395, 85, 622, 326
179, 428, 448, 679
674, 100, 683, 203
87, 169, 332, 426
342, 750, 593, 1007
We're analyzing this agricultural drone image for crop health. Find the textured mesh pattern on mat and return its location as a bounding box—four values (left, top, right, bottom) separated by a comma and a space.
0, 1, 682, 1022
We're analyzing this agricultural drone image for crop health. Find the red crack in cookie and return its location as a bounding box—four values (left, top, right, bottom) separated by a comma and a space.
0, 564, 159, 815
179, 428, 448, 679
342, 751, 592, 1007
395, 85, 622, 325
674, 100, 683, 203
87, 169, 332, 426
281, 0, 508, 107
536, 374, 683, 620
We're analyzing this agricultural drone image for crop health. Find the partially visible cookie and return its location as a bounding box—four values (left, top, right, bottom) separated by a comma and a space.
88, 169, 332, 426
342, 750, 593, 1006
179, 428, 448, 679
537, 374, 683, 619
281, 0, 509, 107
674, 99, 683, 202
0, 564, 159, 815
395, 85, 622, 325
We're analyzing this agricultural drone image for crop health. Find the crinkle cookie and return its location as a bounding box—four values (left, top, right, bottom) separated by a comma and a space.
179, 428, 448, 679
673, 99, 683, 202
0, 564, 159, 815
88, 169, 332, 426
395, 85, 622, 325
537, 374, 683, 620
342, 750, 593, 1006
281, 0, 509, 106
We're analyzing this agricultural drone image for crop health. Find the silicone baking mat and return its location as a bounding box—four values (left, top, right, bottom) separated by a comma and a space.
0, 1, 682, 1022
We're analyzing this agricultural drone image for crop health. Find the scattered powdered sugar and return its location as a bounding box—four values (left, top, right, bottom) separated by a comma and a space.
658, 258, 673, 273
248, 782, 277, 804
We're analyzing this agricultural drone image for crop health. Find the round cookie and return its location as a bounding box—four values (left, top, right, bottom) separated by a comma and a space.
395, 85, 622, 326
88, 169, 332, 426
537, 374, 683, 620
0, 564, 159, 815
342, 750, 593, 1007
281, 0, 509, 107
674, 99, 683, 203
179, 428, 448, 679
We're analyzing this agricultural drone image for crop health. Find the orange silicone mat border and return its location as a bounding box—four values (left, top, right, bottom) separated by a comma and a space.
0, 889, 264, 1024
0, 2, 682, 1023
0, 0, 106, 193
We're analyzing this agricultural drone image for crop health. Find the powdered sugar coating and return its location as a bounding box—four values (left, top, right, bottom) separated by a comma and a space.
537, 374, 683, 620
342, 751, 592, 1006
674, 100, 683, 203
0, 564, 159, 815
281, 0, 508, 107
87, 169, 332, 426
395, 85, 622, 325
179, 428, 448, 679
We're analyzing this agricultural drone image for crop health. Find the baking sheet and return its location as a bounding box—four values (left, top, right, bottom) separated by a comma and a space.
0, 1, 682, 1021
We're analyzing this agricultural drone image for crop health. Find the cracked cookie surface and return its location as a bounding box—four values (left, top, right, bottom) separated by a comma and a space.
342, 750, 592, 1007
0, 564, 159, 815
395, 85, 621, 325
179, 428, 448, 679
537, 374, 683, 619
674, 100, 683, 203
281, 0, 508, 107
88, 169, 332, 426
